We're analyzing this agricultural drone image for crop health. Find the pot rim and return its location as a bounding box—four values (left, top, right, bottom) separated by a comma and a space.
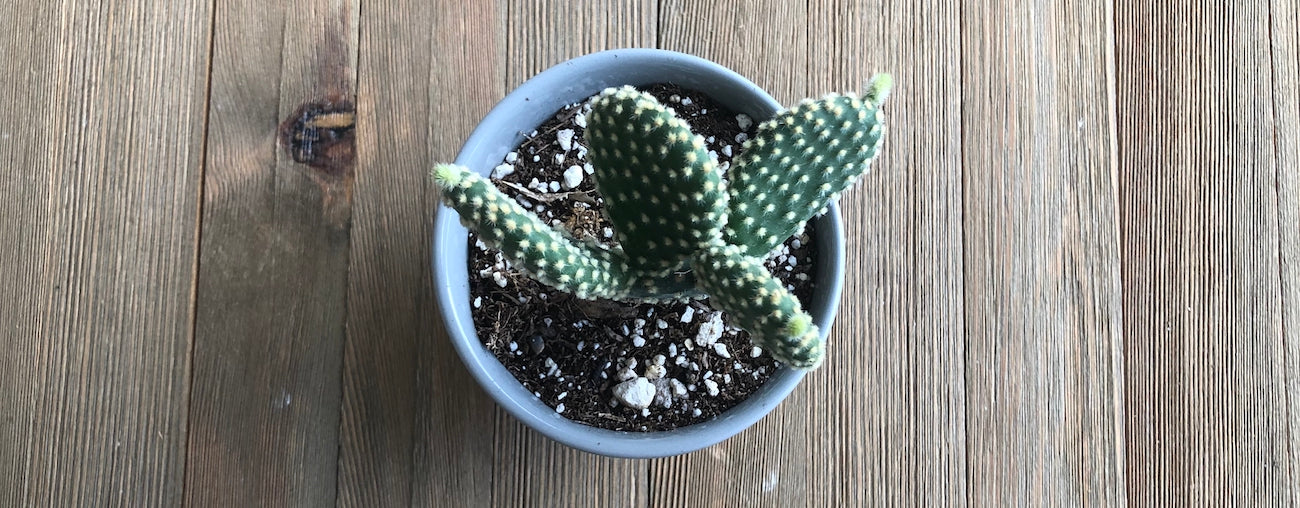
432, 48, 845, 458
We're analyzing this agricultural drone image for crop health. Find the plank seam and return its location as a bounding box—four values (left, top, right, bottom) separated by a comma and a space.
179, 0, 219, 501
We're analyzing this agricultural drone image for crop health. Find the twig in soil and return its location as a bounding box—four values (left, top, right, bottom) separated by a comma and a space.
497, 180, 597, 205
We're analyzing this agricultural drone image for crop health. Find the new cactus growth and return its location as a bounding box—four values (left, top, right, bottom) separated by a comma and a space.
433, 75, 890, 369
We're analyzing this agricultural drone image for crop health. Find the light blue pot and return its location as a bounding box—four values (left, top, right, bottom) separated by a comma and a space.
432, 49, 845, 458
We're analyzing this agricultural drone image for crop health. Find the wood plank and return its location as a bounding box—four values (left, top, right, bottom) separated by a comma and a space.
804, 0, 967, 504
489, 1, 657, 505
336, 1, 505, 506
183, 1, 359, 505
961, 0, 1126, 504
651, 1, 813, 506
1273, 0, 1300, 502
0, 1, 211, 505
1116, 1, 1293, 503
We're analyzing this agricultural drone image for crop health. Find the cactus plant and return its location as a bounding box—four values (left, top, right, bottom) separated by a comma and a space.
432, 74, 890, 369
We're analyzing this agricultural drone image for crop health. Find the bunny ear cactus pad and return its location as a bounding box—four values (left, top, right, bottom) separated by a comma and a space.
693, 243, 823, 369
433, 164, 631, 300
724, 74, 891, 256
585, 86, 728, 276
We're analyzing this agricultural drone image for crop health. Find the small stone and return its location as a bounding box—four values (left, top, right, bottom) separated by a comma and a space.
680, 306, 696, 323
692, 408, 702, 417
555, 403, 565, 414
492, 272, 508, 288
574, 112, 587, 128
584, 162, 594, 174
736, 113, 753, 131
557, 391, 568, 400
532, 155, 540, 162
603, 227, 614, 238
632, 335, 646, 348
508, 341, 518, 352
791, 238, 802, 249
713, 343, 731, 359
651, 378, 674, 407
491, 163, 515, 179
704, 379, 720, 396
722, 145, 733, 157
668, 344, 678, 357
554, 153, 565, 165
735, 132, 749, 143
656, 319, 668, 329
505, 151, 518, 163
473, 296, 482, 308
645, 363, 666, 380
613, 378, 656, 409
548, 181, 560, 192
751, 346, 763, 358
680, 97, 693, 106
641, 408, 650, 417
563, 165, 584, 189
653, 354, 667, 366
557, 128, 575, 151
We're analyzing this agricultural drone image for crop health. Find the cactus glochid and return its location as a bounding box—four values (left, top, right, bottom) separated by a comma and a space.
432, 74, 890, 369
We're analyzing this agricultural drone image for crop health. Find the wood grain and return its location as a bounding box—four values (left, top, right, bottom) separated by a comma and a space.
337, 1, 504, 506
652, 1, 814, 506
0, 1, 210, 505
805, 0, 967, 505
492, 1, 657, 505
1274, 0, 1300, 501
1117, 0, 1296, 503
962, 0, 1126, 504
183, 1, 359, 505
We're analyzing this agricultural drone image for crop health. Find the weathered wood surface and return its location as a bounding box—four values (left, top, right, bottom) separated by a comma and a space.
1, 0, 1298, 505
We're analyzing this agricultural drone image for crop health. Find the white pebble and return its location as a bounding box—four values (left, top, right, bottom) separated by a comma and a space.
612, 378, 656, 409
492, 272, 508, 288
668, 344, 678, 357
505, 151, 518, 163
692, 408, 702, 417
584, 162, 594, 174
555, 403, 565, 414
713, 343, 731, 359
574, 112, 587, 128
548, 181, 560, 192
735, 132, 749, 143
704, 379, 720, 396
736, 113, 753, 131
645, 364, 666, 380
751, 346, 763, 358
632, 336, 646, 348
681, 97, 693, 105
723, 373, 732, 384
653, 354, 667, 366
554, 153, 565, 165
563, 165, 584, 189
557, 391, 568, 400
508, 341, 518, 352
603, 227, 614, 238
557, 128, 575, 151
532, 155, 540, 162
473, 296, 482, 308
791, 238, 802, 249
491, 163, 515, 179
722, 145, 733, 157
680, 306, 696, 323
641, 408, 650, 417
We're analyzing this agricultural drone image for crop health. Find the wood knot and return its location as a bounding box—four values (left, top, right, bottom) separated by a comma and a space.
279, 97, 356, 175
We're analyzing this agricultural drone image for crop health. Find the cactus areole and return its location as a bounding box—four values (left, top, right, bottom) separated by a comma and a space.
434, 76, 890, 370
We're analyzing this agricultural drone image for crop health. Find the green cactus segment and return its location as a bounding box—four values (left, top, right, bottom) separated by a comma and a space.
724, 85, 889, 256
432, 163, 634, 300
692, 243, 824, 369
586, 86, 729, 276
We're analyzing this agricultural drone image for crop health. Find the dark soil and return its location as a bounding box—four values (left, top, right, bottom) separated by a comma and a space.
468, 84, 820, 431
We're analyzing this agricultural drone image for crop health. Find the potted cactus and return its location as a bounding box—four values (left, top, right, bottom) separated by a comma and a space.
431, 49, 889, 457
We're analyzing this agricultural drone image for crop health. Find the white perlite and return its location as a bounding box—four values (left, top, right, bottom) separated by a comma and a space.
751, 346, 764, 358
703, 379, 720, 397
712, 342, 731, 359
505, 151, 519, 163
695, 311, 725, 347
563, 165, 584, 189
669, 378, 688, 397
491, 163, 515, 179
613, 378, 656, 409
680, 306, 696, 323
574, 112, 587, 128
644, 363, 666, 380
557, 128, 575, 151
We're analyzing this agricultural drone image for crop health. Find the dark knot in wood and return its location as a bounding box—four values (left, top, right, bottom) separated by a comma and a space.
279, 97, 356, 176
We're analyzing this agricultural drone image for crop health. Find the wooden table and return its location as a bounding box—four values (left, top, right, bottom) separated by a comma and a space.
2, 0, 1296, 505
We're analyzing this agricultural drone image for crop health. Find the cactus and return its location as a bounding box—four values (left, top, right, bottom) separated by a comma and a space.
432, 75, 890, 369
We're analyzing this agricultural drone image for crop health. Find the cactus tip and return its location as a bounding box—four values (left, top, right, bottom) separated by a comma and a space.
866, 73, 892, 104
